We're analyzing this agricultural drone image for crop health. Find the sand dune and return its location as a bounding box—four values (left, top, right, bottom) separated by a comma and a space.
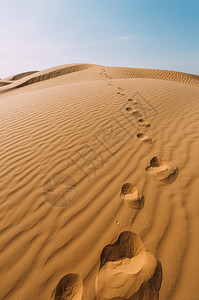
101, 67, 199, 87
0, 64, 199, 300
0, 64, 94, 93
0, 80, 13, 87
4, 71, 39, 81
1, 64, 199, 94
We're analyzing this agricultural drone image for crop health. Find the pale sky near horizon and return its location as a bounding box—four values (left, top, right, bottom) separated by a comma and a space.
0, 0, 199, 78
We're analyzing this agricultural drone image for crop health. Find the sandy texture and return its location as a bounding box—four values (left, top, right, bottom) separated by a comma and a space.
0, 64, 199, 300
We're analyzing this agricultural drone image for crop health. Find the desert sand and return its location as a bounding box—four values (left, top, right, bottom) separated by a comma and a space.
0, 63, 199, 300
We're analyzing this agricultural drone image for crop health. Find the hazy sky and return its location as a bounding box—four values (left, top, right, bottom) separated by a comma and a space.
0, 0, 199, 78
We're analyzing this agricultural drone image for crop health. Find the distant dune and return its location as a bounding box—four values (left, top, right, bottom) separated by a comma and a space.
0, 64, 199, 300
0, 64, 199, 94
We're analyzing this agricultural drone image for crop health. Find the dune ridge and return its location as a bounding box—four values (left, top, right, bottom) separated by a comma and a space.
102, 66, 199, 87
0, 64, 198, 300
4, 71, 39, 81
0, 64, 95, 93
0, 64, 199, 95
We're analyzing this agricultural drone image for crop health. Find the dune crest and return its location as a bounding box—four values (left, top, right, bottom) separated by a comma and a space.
1, 64, 199, 94
0, 64, 95, 93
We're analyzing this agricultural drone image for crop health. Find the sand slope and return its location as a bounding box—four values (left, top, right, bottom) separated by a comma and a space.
0, 64, 199, 300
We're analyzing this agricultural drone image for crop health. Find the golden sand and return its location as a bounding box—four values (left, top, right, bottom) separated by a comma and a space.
0, 64, 199, 299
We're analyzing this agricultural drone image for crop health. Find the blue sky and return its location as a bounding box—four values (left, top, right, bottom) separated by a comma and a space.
0, 0, 199, 78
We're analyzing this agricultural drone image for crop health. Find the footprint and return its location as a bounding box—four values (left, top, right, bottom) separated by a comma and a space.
125, 108, 142, 117
95, 231, 162, 300
54, 273, 83, 300
132, 110, 142, 117
137, 133, 152, 144
126, 107, 133, 112
117, 92, 120, 94
145, 155, 178, 183
138, 118, 150, 128
128, 98, 138, 105
120, 183, 144, 209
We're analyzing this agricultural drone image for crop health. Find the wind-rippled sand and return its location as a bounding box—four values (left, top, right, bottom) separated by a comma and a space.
0, 64, 199, 300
